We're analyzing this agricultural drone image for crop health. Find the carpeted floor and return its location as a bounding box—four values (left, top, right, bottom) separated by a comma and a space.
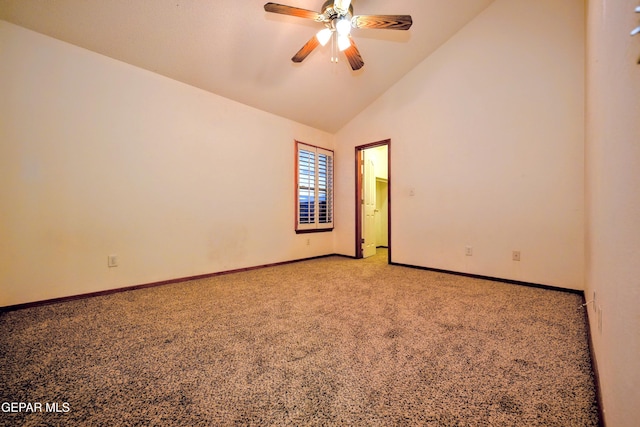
0, 249, 599, 426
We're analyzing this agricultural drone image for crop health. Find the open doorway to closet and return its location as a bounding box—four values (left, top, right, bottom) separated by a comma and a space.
355, 140, 390, 262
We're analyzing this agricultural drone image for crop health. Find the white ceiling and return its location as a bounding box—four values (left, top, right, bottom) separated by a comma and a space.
0, 0, 495, 133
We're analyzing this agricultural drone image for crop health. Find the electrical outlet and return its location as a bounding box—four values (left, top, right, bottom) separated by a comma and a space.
512, 251, 521, 261
108, 254, 119, 268
465, 246, 473, 256
306, 238, 310, 246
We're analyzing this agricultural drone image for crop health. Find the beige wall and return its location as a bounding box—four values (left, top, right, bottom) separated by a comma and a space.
335, 0, 585, 290
0, 21, 334, 307
585, 0, 640, 425
3, 1, 640, 423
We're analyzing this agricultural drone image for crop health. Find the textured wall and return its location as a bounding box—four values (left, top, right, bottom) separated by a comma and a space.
585, 0, 640, 425
334, 0, 585, 290
0, 21, 334, 307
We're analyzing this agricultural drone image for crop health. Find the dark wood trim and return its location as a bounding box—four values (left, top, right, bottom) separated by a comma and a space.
355, 147, 363, 258
355, 139, 391, 261
389, 261, 583, 295
295, 140, 300, 231
583, 297, 606, 427
295, 228, 333, 234
2, 255, 591, 317
387, 141, 392, 264
355, 140, 392, 151
0, 254, 337, 313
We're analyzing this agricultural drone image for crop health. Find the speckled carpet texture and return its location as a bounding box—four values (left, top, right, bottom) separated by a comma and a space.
1, 249, 599, 426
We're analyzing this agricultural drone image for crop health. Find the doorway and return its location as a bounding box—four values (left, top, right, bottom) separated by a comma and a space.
355, 140, 390, 261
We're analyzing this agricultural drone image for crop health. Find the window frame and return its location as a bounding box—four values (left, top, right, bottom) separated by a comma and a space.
295, 141, 334, 234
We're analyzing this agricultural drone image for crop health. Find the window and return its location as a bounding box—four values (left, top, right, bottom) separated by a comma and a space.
296, 141, 334, 232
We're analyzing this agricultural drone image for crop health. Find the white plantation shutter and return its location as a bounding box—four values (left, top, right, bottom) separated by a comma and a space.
296, 142, 334, 231
298, 148, 316, 226
317, 150, 333, 225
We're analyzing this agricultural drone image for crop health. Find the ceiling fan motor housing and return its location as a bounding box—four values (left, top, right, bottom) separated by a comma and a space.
321, 0, 353, 21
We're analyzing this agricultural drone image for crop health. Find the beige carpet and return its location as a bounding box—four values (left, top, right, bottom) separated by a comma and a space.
0, 249, 599, 426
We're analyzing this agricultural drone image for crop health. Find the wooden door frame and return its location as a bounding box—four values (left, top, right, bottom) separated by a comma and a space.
355, 139, 391, 262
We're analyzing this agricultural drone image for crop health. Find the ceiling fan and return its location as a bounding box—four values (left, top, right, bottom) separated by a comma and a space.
264, 0, 413, 70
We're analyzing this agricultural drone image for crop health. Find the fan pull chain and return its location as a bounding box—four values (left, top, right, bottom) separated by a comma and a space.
331, 31, 339, 63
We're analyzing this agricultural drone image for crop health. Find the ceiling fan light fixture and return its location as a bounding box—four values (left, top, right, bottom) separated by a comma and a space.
316, 28, 333, 46
337, 34, 351, 51
264, 1, 413, 71
336, 18, 351, 36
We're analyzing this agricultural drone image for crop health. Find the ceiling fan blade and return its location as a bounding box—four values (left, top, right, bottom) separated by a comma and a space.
264, 3, 324, 21
343, 38, 364, 71
292, 36, 321, 63
352, 15, 413, 30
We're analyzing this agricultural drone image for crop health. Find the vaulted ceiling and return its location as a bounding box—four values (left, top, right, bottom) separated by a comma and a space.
0, 0, 495, 133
